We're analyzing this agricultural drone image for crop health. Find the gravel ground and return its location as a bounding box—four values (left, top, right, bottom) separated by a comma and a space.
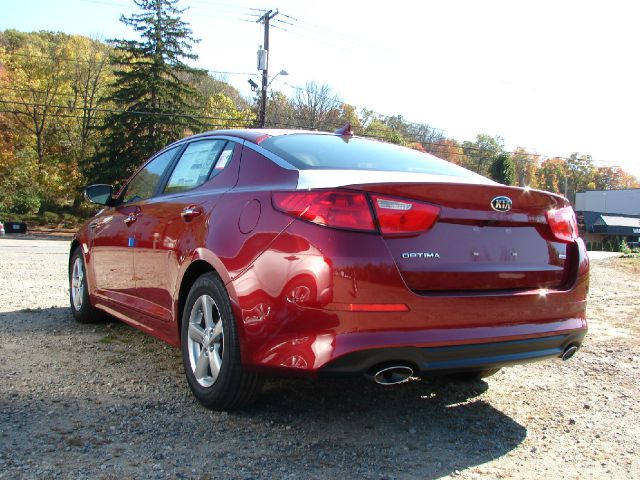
0, 237, 638, 479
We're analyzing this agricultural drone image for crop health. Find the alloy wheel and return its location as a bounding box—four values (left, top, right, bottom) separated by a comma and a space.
71, 257, 84, 311
187, 294, 224, 387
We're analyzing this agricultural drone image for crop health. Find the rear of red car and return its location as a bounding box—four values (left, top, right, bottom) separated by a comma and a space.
231, 134, 588, 379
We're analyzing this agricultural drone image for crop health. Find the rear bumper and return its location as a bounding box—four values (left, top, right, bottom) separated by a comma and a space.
230, 221, 590, 377
243, 316, 587, 377
319, 329, 587, 376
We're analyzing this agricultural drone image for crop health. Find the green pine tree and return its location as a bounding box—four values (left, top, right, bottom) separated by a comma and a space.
489, 152, 516, 185
93, 0, 205, 185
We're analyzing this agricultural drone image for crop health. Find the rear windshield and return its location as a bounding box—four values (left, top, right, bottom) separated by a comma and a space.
260, 134, 483, 179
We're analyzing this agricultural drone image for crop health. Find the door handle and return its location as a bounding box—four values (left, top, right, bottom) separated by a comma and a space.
124, 213, 138, 225
181, 206, 203, 221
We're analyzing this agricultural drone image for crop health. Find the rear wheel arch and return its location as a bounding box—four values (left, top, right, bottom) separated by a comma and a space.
177, 260, 217, 339
180, 271, 264, 409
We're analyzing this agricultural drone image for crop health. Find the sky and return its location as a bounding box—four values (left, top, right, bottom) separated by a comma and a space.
2, 0, 640, 178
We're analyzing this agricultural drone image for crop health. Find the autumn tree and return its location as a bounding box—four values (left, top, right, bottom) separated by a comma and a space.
537, 158, 567, 195
60, 36, 113, 206
182, 71, 250, 111
291, 81, 342, 130
0, 31, 113, 211
336, 103, 362, 130
387, 116, 444, 151
0, 31, 72, 174
613, 171, 640, 189
356, 109, 405, 144
489, 152, 516, 185
204, 93, 255, 129
265, 90, 296, 128
0, 111, 41, 214
426, 138, 467, 165
511, 147, 539, 188
94, 0, 205, 185
462, 134, 505, 176
594, 166, 640, 190
565, 153, 596, 201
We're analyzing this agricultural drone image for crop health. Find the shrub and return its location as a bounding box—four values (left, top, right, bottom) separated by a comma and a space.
42, 211, 60, 224
8, 190, 41, 216
61, 212, 78, 223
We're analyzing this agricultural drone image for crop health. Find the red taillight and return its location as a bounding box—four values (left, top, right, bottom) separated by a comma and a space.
546, 206, 578, 243
371, 195, 440, 236
272, 190, 376, 232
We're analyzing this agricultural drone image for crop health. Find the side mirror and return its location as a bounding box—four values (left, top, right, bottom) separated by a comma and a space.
85, 184, 114, 206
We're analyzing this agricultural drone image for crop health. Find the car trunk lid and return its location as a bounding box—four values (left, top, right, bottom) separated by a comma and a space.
348, 182, 572, 292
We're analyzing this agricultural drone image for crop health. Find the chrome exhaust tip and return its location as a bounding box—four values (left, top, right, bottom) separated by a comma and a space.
366, 365, 414, 385
561, 344, 579, 361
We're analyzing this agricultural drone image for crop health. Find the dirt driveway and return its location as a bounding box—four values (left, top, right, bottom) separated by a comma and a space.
0, 237, 638, 479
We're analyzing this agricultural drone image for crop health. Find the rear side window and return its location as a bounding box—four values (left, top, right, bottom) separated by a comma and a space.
164, 140, 230, 194
260, 134, 483, 179
121, 147, 177, 203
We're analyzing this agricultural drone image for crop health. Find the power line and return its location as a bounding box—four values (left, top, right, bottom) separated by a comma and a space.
0, 53, 257, 78
0, 91, 255, 116
77, 0, 132, 8
185, 0, 257, 14
208, 70, 259, 77
78, 0, 261, 26
270, 24, 359, 51
287, 17, 379, 49
272, 18, 295, 27
0, 98, 609, 162
0, 99, 255, 122
0, 109, 257, 132
4, 51, 110, 65
0, 102, 626, 169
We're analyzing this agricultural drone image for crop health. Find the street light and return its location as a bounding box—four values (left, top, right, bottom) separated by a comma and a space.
258, 69, 288, 127
267, 69, 288, 88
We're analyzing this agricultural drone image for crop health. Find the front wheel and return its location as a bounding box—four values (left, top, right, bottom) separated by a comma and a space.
181, 272, 264, 410
69, 248, 102, 323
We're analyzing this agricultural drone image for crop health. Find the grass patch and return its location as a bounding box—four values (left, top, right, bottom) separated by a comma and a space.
98, 332, 133, 345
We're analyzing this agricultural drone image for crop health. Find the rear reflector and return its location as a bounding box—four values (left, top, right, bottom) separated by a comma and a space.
272, 190, 376, 232
325, 303, 410, 312
371, 194, 440, 236
546, 206, 579, 243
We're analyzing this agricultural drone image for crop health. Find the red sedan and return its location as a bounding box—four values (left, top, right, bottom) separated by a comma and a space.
70, 129, 588, 410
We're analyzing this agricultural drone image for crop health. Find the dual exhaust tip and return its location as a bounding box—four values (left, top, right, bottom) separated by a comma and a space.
366, 364, 414, 385
561, 344, 579, 361
366, 344, 580, 385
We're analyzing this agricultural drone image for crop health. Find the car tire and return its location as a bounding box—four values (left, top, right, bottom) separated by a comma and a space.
69, 247, 102, 323
447, 368, 501, 382
181, 272, 264, 410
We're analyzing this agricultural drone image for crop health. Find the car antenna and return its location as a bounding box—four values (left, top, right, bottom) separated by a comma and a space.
334, 123, 353, 137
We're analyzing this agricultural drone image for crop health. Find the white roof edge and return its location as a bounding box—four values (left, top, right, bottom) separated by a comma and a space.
296, 169, 497, 190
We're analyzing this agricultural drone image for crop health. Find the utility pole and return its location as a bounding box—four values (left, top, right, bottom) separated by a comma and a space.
257, 9, 279, 128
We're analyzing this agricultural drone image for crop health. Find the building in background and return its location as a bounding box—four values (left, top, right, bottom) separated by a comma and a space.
575, 189, 640, 249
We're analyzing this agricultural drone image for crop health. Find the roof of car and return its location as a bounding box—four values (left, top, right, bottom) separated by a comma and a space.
184, 128, 320, 145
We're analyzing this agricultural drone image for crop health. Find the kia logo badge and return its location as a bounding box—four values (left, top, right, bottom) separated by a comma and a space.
491, 196, 512, 212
